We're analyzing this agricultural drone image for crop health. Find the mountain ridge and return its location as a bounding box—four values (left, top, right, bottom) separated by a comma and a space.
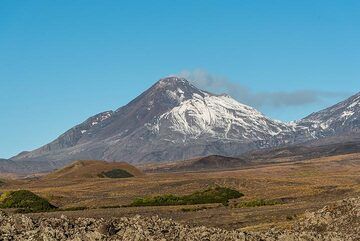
297, 92, 360, 138
7, 77, 360, 174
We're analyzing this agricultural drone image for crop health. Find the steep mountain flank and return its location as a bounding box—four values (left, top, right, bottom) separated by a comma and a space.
12, 77, 293, 172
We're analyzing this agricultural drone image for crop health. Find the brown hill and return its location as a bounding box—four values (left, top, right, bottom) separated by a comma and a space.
44, 160, 143, 179
143, 155, 248, 173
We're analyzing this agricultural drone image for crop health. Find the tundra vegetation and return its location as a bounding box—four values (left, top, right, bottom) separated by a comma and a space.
130, 186, 244, 207
0, 190, 57, 213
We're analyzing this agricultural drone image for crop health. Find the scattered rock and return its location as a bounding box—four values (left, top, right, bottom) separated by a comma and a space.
0, 197, 358, 240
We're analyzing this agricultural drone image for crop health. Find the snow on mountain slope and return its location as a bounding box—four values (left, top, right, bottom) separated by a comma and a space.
297, 92, 360, 138
9, 76, 359, 174
11, 77, 293, 172
150, 92, 290, 141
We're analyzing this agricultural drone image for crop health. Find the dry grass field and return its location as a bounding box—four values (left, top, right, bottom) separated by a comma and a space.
1, 153, 359, 231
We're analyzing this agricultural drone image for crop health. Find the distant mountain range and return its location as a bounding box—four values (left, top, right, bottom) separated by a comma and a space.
4, 77, 360, 173
143, 139, 360, 173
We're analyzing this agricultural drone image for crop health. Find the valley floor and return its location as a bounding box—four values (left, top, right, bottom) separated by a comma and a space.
1, 153, 360, 231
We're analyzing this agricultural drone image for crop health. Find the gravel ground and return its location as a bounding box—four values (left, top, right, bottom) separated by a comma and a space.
0, 197, 358, 241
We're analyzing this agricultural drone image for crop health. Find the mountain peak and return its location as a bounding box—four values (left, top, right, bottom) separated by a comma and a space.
153, 76, 196, 92
142, 76, 206, 105
157, 76, 189, 85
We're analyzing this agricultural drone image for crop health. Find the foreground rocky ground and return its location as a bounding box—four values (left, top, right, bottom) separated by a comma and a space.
0, 197, 359, 241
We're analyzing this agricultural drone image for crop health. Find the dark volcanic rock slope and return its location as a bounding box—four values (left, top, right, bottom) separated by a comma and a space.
12, 77, 294, 172
9, 77, 360, 173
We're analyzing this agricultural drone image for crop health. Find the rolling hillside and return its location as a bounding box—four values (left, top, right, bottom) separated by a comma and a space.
44, 160, 143, 179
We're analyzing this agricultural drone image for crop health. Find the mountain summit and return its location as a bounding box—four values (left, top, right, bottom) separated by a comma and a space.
11, 78, 360, 173
12, 77, 293, 171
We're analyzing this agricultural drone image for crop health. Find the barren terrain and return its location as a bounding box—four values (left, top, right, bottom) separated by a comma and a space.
1, 196, 359, 240
1, 153, 359, 231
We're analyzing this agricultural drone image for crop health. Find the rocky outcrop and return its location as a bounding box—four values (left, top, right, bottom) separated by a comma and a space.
0, 197, 358, 240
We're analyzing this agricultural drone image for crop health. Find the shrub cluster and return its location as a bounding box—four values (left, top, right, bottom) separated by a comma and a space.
130, 186, 243, 207
98, 169, 134, 178
0, 190, 57, 213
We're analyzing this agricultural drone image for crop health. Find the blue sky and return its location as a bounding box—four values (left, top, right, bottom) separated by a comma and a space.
1, 0, 359, 158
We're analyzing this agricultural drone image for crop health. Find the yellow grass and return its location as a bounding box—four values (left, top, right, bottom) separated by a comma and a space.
1, 153, 359, 231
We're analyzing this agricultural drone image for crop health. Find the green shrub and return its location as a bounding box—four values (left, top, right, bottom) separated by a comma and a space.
130, 186, 243, 207
61, 206, 88, 211
236, 199, 283, 208
98, 169, 134, 178
0, 190, 57, 213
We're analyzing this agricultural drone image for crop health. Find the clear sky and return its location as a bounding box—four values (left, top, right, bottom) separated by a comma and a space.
1, 0, 359, 158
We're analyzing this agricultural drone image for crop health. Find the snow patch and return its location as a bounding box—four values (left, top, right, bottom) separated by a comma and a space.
100, 112, 112, 121
149, 92, 292, 140
341, 111, 354, 119
348, 101, 359, 109
166, 89, 185, 103
320, 123, 329, 129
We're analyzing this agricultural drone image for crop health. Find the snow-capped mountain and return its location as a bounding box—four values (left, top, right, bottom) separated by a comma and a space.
12, 77, 293, 171
297, 92, 360, 139
10, 77, 360, 173
147, 80, 292, 141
